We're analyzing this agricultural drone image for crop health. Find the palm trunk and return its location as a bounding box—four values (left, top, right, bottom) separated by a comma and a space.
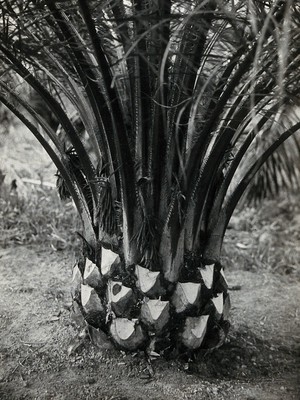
72, 233, 230, 354
1, 0, 299, 357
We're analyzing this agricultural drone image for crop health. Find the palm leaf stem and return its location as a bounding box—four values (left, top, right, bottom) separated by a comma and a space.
77, 0, 133, 167
31, 54, 103, 163
216, 65, 275, 146
0, 79, 95, 218
44, 2, 118, 185
184, 35, 283, 252
166, 1, 216, 191
108, 0, 134, 93
132, 0, 152, 181
184, 63, 277, 250
148, 1, 171, 219
203, 120, 300, 262
159, 45, 256, 255
0, 79, 63, 151
186, 0, 289, 190
44, 1, 138, 262
26, 27, 105, 165
183, 30, 250, 173
188, 80, 278, 250
77, 0, 138, 250
206, 100, 277, 234
185, 43, 258, 196
0, 44, 99, 206
0, 92, 95, 246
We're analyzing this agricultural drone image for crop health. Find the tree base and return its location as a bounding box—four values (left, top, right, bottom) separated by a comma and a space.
70, 253, 230, 356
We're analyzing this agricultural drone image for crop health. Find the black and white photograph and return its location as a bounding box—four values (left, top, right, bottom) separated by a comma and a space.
0, 1, 299, 398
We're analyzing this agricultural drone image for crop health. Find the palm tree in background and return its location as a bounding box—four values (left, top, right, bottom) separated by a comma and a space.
0, 0, 299, 356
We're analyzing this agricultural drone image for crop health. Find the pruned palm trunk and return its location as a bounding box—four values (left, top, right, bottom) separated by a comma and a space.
1, 0, 300, 356
72, 247, 230, 354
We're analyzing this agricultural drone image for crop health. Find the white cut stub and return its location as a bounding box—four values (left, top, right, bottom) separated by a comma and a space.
108, 281, 132, 302
135, 265, 160, 295
83, 260, 102, 288
81, 284, 93, 307
141, 299, 170, 332
172, 282, 201, 313
71, 265, 82, 298
110, 318, 146, 350
72, 264, 81, 283
81, 284, 103, 313
212, 293, 224, 316
220, 268, 228, 285
181, 315, 209, 349
200, 264, 215, 289
101, 248, 119, 276
107, 280, 134, 316
223, 294, 231, 321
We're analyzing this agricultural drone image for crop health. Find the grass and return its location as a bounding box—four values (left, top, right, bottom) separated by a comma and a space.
222, 193, 300, 278
0, 181, 78, 249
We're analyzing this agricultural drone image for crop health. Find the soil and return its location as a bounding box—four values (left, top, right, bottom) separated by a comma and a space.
0, 122, 300, 399
0, 245, 299, 400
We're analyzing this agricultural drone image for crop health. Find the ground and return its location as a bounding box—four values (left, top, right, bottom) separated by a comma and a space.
0, 246, 299, 400
0, 123, 300, 399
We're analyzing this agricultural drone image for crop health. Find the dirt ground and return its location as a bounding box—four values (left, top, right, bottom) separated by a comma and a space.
0, 245, 299, 400
0, 123, 300, 399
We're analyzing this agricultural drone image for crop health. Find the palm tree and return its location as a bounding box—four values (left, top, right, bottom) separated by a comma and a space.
0, 0, 299, 356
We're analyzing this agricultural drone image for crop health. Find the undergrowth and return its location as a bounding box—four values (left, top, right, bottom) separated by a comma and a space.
222, 194, 300, 278
0, 182, 78, 249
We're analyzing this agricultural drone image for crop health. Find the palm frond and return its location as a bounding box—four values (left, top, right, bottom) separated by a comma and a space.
1, 0, 300, 264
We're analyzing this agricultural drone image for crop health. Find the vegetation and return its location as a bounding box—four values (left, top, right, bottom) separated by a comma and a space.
0, 183, 77, 248
0, 0, 299, 356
